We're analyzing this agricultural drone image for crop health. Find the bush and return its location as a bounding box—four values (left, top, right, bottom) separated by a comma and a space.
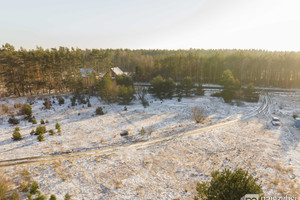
40, 119, 45, 124
45, 120, 49, 123
49, 129, 55, 136
37, 134, 44, 142
96, 107, 104, 115
23, 104, 32, 116
32, 117, 37, 124
55, 123, 60, 130
35, 126, 46, 135
34, 194, 46, 200
49, 194, 57, 200
19, 104, 32, 117
124, 106, 127, 111
58, 97, 64, 105
192, 107, 206, 123
194, 168, 263, 200
140, 127, 146, 135
43, 99, 51, 109
87, 101, 91, 107
29, 181, 39, 194
64, 193, 71, 200
293, 114, 299, 119
30, 129, 35, 135
12, 127, 22, 140
8, 116, 19, 125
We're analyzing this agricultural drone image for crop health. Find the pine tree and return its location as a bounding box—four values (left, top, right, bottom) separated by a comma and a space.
118, 85, 135, 105
194, 168, 263, 200
181, 76, 194, 97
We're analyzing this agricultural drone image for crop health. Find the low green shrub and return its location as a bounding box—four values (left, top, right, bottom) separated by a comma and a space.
58, 97, 64, 105
32, 117, 37, 124
12, 127, 22, 140
30, 129, 35, 135
8, 116, 19, 125
49, 129, 55, 136
64, 193, 71, 200
29, 181, 39, 194
35, 126, 46, 135
37, 134, 44, 142
140, 127, 146, 135
20, 104, 32, 117
96, 107, 104, 115
43, 99, 51, 109
55, 123, 60, 130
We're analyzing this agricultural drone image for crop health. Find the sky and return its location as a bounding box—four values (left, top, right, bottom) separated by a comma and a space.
1, 0, 300, 51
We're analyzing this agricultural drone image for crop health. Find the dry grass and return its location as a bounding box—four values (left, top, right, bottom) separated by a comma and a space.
14, 102, 22, 109
270, 179, 280, 186
17, 169, 32, 192
51, 160, 71, 181
99, 137, 105, 143
0, 174, 12, 200
1, 104, 9, 114
277, 186, 285, 195
113, 179, 122, 189
0, 104, 15, 115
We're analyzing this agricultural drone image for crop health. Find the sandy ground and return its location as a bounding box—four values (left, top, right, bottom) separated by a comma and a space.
0, 91, 299, 199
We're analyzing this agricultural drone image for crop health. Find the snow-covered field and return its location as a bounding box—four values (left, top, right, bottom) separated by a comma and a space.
0, 91, 299, 199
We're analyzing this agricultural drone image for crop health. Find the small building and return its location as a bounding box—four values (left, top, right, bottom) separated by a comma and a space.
110, 67, 125, 77
80, 68, 94, 78
295, 118, 300, 128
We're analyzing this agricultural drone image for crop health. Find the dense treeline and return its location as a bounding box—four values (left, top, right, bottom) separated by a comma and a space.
1, 43, 300, 96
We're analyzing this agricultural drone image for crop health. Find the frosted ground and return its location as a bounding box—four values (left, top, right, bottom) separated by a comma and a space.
0, 90, 299, 199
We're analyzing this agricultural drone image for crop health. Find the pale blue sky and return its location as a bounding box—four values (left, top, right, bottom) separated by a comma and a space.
1, 0, 300, 50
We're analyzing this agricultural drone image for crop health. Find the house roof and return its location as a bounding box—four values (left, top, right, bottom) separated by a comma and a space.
111, 67, 124, 75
